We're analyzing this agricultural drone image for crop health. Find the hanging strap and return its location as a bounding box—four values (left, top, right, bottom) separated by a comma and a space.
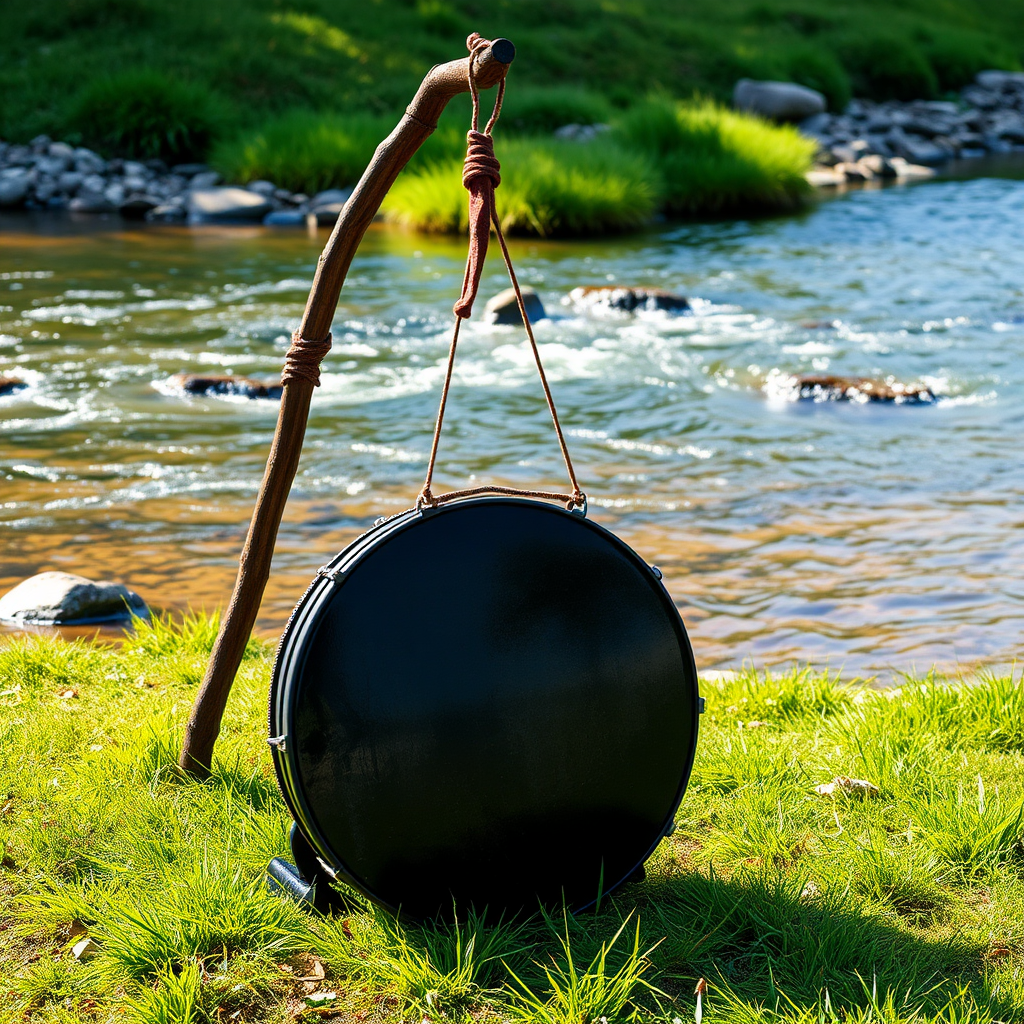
418, 34, 585, 513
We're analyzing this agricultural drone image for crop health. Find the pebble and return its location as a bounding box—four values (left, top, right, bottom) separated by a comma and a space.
484, 286, 546, 325
734, 79, 826, 121
168, 373, 283, 399
188, 186, 273, 223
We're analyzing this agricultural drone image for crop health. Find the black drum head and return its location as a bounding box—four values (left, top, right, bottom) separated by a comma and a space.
270, 497, 699, 920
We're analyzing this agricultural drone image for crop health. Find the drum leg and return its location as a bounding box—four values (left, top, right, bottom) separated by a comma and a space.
266, 823, 352, 915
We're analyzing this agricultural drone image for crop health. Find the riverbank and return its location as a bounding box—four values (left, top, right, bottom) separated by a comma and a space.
1, 618, 1021, 1021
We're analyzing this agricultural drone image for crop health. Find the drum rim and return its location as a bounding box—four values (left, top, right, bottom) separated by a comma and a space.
269, 495, 700, 917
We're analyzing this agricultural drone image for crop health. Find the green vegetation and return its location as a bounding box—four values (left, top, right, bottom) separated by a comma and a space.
3, 618, 1024, 1022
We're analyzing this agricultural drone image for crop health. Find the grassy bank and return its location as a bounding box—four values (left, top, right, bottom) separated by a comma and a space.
2, 617, 1023, 1022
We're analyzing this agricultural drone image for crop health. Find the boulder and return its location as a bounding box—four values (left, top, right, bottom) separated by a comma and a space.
190, 170, 222, 189
119, 194, 161, 220
891, 136, 948, 166
484, 286, 546, 325
69, 192, 116, 214
734, 79, 826, 121
146, 203, 188, 223
976, 70, 1024, 91
786, 374, 935, 404
188, 187, 272, 223
263, 210, 306, 226
246, 180, 277, 196
567, 286, 691, 314
0, 173, 30, 208
309, 188, 353, 226
806, 167, 844, 187
168, 373, 283, 399
0, 375, 27, 396
0, 571, 149, 625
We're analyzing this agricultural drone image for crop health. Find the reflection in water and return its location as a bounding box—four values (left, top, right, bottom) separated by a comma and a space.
1, 177, 1023, 678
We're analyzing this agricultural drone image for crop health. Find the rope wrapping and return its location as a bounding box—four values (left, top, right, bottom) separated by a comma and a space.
453, 131, 501, 319
282, 332, 332, 387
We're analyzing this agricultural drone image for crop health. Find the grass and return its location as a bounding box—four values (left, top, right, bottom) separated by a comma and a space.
2, 617, 1024, 1022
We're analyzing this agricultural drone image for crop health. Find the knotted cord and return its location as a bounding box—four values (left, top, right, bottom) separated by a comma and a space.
419, 33, 585, 512
282, 331, 333, 387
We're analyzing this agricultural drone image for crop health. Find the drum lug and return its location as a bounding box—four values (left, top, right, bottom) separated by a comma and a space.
315, 564, 344, 583
650, 564, 663, 580
698, 697, 705, 714
268, 734, 287, 752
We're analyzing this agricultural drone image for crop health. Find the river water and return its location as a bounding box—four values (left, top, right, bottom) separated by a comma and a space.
1, 176, 1022, 677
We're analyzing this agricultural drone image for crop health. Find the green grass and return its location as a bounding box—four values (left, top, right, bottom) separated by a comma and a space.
2, 618, 1024, 1022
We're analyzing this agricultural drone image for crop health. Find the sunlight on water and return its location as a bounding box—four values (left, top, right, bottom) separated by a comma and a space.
1, 177, 1023, 677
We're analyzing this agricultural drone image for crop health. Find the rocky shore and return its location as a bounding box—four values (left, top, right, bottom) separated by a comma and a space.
0, 138, 348, 225
799, 69, 1024, 186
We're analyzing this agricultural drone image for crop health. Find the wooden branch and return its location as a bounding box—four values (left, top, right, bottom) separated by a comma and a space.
178, 37, 516, 780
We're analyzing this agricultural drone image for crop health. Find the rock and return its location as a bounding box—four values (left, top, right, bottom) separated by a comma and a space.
976, 70, 1024, 91
892, 136, 948, 166
806, 167, 845, 187
838, 162, 872, 183
0, 375, 27, 396
890, 159, 936, 181
567, 285, 691, 314
74, 148, 106, 175
71, 937, 100, 961
263, 210, 306, 226
69, 191, 116, 213
553, 123, 611, 142
35, 155, 69, 177
309, 188, 352, 226
146, 203, 188, 223
798, 112, 832, 137
104, 183, 125, 206
0, 571, 149, 625
246, 180, 277, 196
172, 163, 210, 177
484, 286, 546, 325
733, 79, 826, 121
0, 173, 29, 207
859, 154, 898, 178
30, 134, 52, 154
190, 170, 222, 189
188, 187, 272, 223
168, 373, 283, 399
119, 194, 161, 219
57, 171, 84, 193
785, 374, 935, 404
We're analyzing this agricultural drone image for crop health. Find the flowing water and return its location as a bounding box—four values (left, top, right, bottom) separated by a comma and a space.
2, 176, 1023, 677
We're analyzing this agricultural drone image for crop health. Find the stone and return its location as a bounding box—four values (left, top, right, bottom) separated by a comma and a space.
798, 112, 832, 137
786, 374, 935, 403
57, 171, 84, 193
0, 571, 149, 625
0, 375, 27, 396
309, 188, 352, 226
805, 167, 845, 187
246, 180, 277, 196
69, 192, 116, 213
892, 136, 948, 166
168, 373, 283, 399
103, 183, 126, 206
890, 159, 936, 181
484, 286, 546, 325
119, 194, 161, 219
0, 173, 30, 207
74, 148, 106, 175
190, 170, 222, 189
30, 134, 52, 153
976, 70, 1024, 91
35, 155, 68, 177
146, 204, 188, 222
733, 79, 826, 121
188, 187, 272, 223
858, 154, 898, 178
567, 285, 691, 314
837, 162, 872, 182
263, 210, 306, 226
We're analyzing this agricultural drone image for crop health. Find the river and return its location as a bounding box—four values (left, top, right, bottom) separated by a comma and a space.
1, 174, 1022, 678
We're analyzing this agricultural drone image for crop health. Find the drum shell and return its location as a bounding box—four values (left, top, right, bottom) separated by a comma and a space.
270, 497, 699, 919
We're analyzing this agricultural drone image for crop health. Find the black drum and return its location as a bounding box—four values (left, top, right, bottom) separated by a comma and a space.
269, 496, 700, 920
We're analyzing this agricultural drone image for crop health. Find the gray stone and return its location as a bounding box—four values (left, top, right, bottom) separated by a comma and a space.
485, 286, 546, 325
797, 112, 832, 138
0, 571, 149, 625
121, 160, 149, 179
309, 188, 353, 225
171, 163, 210, 177
246, 180, 277, 196
48, 141, 75, 161
104, 183, 125, 205
146, 203, 188, 223
122, 175, 148, 194
962, 85, 1001, 110
188, 186, 272, 222
567, 285, 691, 314
4, 145, 32, 167
30, 134, 52, 153
35, 155, 69, 176
69, 192, 116, 213
263, 209, 306, 226
120, 194, 161, 219
74, 148, 106, 175
892, 135, 948, 166
976, 70, 1024, 91
81, 173, 106, 194
273, 188, 296, 203
168, 373, 282, 399
57, 171, 84, 193
190, 170, 222, 189
859, 154, 898, 178
0, 173, 29, 207
733, 79, 826, 121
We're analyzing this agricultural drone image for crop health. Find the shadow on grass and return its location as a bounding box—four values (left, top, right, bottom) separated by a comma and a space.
613, 868, 1006, 1016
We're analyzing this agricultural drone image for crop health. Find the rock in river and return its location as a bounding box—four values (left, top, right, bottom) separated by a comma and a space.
484, 286, 546, 325
567, 286, 691, 313
784, 374, 935, 404
734, 79, 826, 121
169, 373, 283, 399
0, 571, 149, 625
0, 375, 27, 396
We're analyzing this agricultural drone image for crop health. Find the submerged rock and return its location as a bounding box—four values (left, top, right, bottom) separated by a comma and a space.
484, 286, 546, 325
567, 286, 691, 313
783, 374, 935, 404
733, 79, 826, 121
169, 373, 283, 399
0, 375, 27, 396
0, 571, 149, 625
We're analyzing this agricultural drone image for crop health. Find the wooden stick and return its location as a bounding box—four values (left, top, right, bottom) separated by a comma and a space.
179, 37, 516, 779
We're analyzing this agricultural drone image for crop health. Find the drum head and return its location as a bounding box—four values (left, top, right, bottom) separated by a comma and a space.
271, 497, 699, 919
